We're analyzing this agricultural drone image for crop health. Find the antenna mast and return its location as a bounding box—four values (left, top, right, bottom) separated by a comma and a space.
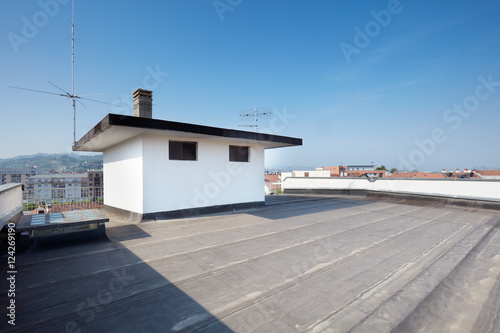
10, 0, 118, 145
239, 107, 271, 132
71, 0, 76, 146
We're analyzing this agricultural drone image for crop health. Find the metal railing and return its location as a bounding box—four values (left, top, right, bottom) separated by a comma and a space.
22, 187, 103, 214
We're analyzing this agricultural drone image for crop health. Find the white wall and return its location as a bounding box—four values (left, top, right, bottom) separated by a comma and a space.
282, 170, 330, 178
142, 134, 265, 214
103, 136, 143, 214
282, 177, 500, 202
481, 175, 500, 180
304, 170, 330, 177
0, 184, 23, 226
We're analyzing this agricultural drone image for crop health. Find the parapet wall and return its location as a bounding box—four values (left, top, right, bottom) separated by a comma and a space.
282, 177, 500, 203
0, 183, 24, 227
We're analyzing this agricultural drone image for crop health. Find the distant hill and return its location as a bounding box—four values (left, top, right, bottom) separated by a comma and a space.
0, 153, 103, 173
472, 166, 500, 170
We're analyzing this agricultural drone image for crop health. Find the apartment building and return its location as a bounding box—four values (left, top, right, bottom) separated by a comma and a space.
25, 171, 103, 203
87, 170, 103, 199
320, 165, 385, 178
0, 168, 36, 185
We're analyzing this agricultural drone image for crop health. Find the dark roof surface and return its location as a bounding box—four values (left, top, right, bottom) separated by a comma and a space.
5, 195, 500, 332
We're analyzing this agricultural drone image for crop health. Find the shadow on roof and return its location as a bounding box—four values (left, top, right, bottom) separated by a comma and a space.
249, 195, 372, 220
1, 233, 233, 332
105, 224, 153, 242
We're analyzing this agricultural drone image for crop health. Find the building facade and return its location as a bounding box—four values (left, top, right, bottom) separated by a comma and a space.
281, 170, 331, 180
265, 174, 281, 194
87, 170, 103, 199
25, 172, 103, 203
1, 168, 36, 185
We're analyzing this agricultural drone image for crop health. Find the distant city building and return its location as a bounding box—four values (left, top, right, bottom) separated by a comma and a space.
322, 166, 346, 177
385, 169, 500, 179
347, 165, 375, 171
25, 171, 103, 203
281, 170, 330, 180
272, 166, 500, 188
281, 165, 385, 180
344, 165, 385, 178
388, 172, 448, 179
320, 165, 385, 178
265, 174, 281, 194
87, 170, 103, 199
439, 168, 474, 178
0, 168, 36, 185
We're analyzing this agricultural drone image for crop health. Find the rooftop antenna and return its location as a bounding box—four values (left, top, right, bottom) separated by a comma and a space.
239, 107, 271, 131
71, 0, 75, 145
9, 0, 116, 147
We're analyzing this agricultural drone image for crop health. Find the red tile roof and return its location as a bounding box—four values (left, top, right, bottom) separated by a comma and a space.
322, 166, 341, 177
387, 172, 448, 179
265, 174, 281, 190
474, 170, 500, 176
265, 174, 280, 182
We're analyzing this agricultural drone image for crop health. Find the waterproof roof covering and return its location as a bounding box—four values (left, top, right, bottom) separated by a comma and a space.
73, 114, 302, 152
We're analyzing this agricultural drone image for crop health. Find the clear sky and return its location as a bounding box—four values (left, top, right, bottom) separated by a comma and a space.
1, 0, 500, 171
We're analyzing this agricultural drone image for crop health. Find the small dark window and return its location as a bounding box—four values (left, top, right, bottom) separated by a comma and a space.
305, 172, 309, 177
169, 141, 197, 161
229, 146, 249, 162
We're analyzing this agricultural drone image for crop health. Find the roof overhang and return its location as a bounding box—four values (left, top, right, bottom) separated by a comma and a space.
73, 114, 302, 152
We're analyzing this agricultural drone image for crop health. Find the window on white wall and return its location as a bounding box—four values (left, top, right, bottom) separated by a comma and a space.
229, 146, 249, 162
169, 141, 197, 161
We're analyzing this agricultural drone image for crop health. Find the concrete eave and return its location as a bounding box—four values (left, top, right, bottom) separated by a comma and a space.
73, 114, 302, 152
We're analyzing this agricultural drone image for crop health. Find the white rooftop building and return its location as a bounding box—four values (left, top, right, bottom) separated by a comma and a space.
74, 89, 302, 220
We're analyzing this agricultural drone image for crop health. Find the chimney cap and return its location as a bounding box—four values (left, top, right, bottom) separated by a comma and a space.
133, 88, 153, 99
133, 88, 153, 118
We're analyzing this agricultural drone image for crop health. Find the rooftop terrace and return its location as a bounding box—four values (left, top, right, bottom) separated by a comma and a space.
2, 195, 500, 332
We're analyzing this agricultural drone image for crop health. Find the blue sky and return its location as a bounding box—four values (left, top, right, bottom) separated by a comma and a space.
1, 0, 500, 171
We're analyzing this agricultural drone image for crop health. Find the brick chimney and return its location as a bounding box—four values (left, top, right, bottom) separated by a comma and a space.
133, 88, 153, 118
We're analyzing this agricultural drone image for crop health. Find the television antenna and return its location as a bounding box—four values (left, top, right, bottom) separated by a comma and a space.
239, 107, 271, 131
9, 0, 116, 147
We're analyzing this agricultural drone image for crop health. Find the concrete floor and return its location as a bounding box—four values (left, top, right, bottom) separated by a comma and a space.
2, 195, 500, 332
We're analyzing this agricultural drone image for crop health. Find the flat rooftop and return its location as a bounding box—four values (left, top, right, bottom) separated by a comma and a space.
2, 195, 500, 332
